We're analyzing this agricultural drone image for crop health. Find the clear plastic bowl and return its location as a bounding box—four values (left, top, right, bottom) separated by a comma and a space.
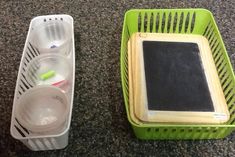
26, 54, 71, 92
30, 20, 72, 56
15, 85, 69, 133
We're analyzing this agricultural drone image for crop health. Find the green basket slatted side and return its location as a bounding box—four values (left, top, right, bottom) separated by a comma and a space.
202, 21, 235, 125
121, 20, 130, 114
132, 126, 235, 140
125, 9, 212, 35
120, 9, 235, 140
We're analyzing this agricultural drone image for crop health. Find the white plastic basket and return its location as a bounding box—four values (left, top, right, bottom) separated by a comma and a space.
10, 14, 75, 151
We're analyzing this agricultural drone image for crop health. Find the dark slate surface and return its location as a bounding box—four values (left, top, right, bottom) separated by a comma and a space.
143, 41, 214, 112
0, 0, 234, 157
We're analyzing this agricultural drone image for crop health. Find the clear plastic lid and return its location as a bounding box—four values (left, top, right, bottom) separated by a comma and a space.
26, 53, 71, 92
15, 85, 69, 133
30, 20, 72, 56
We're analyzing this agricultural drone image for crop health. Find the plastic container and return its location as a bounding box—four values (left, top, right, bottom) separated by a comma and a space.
120, 9, 235, 139
10, 14, 75, 151
30, 20, 72, 56
26, 53, 71, 91
15, 85, 69, 133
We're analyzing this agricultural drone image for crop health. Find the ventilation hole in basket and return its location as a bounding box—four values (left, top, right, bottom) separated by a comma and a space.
213, 45, 221, 56
124, 56, 128, 65
60, 18, 63, 21
207, 28, 214, 39
229, 105, 233, 111
25, 57, 29, 63
215, 53, 223, 64
161, 12, 166, 33
26, 52, 32, 60
212, 129, 217, 133
155, 128, 159, 132
15, 118, 30, 134
190, 12, 196, 33
29, 42, 40, 55
179, 12, 184, 33
184, 12, 190, 33
211, 39, 219, 50
231, 119, 235, 124
127, 26, 131, 39
216, 59, 224, 68
156, 13, 160, 32
188, 129, 193, 132
210, 35, 217, 45
49, 18, 52, 21
210, 36, 218, 50
167, 12, 172, 33
25, 57, 31, 65
218, 63, 226, 73
172, 129, 176, 132
219, 71, 226, 79
205, 29, 211, 39
28, 50, 36, 58
225, 88, 233, 98
197, 129, 201, 132
125, 81, 128, 91
216, 61, 224, 71
222, 78, 229, 87
209, 34, 216, 43
14, 125, 26, 137
214, 51, 222, 61
23, 62, 27, 67
18, 90, 22, 95
218, 69, 226, 78
138, 13, 141, 32
163, 129, 168, 132
27, 47, 37, 58
227, 95, 234, 104
231, 110, 235, 115
22, 67, 26, 72
214, 44, 221, 53
21, 74, 33, 87
206, 26, 213, 38
147, 128, 151, 132
150, 13, 154, 32
35, 48, 40, 55
19, 85, 25, 92
44, 19, 46, 22
208, 30, 215, 41
223, 80, 232, 90
20, 79, 29, 89
43, 139, 53, 149
180, 129, 184, 132
144, 13, 148, 32
221, 72, 228, 80
35, 139, 46, 150
213, 41, 220, 50
203, 22, 211, 36
173, 12, 178, 33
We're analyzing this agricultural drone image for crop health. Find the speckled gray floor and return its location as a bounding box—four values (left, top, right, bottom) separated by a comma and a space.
0, 0, 235, 157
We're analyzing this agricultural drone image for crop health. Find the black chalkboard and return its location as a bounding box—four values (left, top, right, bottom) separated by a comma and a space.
143, 41, 214, 111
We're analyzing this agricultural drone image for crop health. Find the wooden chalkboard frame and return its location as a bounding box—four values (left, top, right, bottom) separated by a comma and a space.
128, 33, 230, 124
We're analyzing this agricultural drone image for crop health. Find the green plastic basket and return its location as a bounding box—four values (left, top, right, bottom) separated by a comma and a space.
120, 9, 235, 140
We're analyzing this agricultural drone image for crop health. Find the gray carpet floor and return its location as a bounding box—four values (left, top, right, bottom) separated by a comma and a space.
0, 0, 235, 156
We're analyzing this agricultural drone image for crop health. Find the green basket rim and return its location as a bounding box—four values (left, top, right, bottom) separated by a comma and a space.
120, 8, 235, 128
